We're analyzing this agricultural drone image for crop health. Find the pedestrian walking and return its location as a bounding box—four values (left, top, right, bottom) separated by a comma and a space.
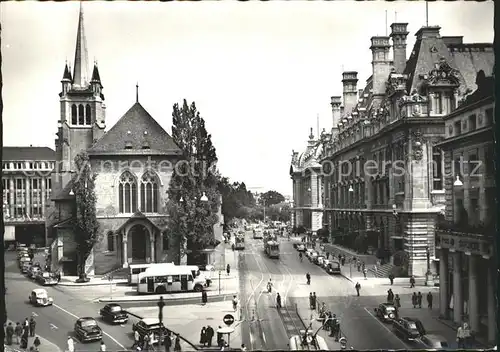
394, 294, 401, 309
355, 282, 361, 296
363, 268, 367, 279
341, 255, 346, 266
29, 317, 36, 337
387, 289, 394, 303
6, 322, 14, 345
312, 293, 317, 310
201, 289, 208, 305
241, 343, 247, 351
356, 261, 361, 272
338, 254, 342, 263
100, 341, 107, 351
206, 326, 214, 347
15, 322, 23, 344
217, 326, 223, 347
232, 295, 239, 312
362, 262, 366, 272
457, 322, 470, 348
67, 336, 75, 352
410, 276, 416, 288
24, 318, 29, 330
132, 330, 140, 349
174, 335, 181, 351
21, 331, 29, 350
164, 331, 172, 352
309, 293, 314, 309
33, 336, 41, 351
200, 327, 207, 346
276, 292, 282, 309
417, 292, 423, 308
427, 292, 433, 309
388, 273, 395, 285
326, 252, 330, 260
226, 264, 230, 276
412, 292, 418, 308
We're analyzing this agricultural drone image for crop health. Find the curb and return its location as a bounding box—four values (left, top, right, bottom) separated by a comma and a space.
57, 279, 128, 287
98, 292, 235, 304
126, 311, 200, 350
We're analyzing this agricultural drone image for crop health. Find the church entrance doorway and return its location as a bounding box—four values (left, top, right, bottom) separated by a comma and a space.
130, 224, 148, 261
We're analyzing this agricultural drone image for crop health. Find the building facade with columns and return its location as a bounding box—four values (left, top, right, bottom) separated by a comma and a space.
434, 73, 495, 343
2, 147, 55, 246
319, 23, 493, 276
46, 5, 191, 276
290, 129, 324, 232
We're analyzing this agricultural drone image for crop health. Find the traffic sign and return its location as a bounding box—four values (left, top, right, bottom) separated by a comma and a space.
223, 314, 235, 326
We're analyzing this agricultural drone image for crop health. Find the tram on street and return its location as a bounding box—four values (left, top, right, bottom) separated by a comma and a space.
265, 240, 280, 259
234, 234, 245, 250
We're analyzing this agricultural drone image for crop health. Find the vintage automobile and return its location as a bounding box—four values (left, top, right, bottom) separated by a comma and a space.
74, 317, 103, 342
392, 317, 425, 341
308, 251, 318, 263
420, 334, 449, 349
28, 288, 54, 307
314, 255, 325, 266
132, 318, 170, 345
374, 303, 397, 322
27, 266, 42, 279
325, 261, 342, 275
36, 272, 59, 286
21, 262, 32, 274
321, 259, 330, 269
18, 256, 31, 269
296, 244, 306, 252
100, 303, 129, 324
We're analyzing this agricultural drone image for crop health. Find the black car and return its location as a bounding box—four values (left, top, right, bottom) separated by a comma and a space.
100, 304, 128, 324
392, 317, 425, 341
132, 318, 170, 345
374, 303, 397, 322
74, 317, 103, 342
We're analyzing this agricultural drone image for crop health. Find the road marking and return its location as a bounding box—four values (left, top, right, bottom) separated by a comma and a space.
32, 312, 38, 317
262, 330, 267, 345
49, 323, 58, 330
53, 303, 126, 349
363, 307, 410, 350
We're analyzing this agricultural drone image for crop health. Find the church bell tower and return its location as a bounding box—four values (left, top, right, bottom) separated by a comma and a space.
55, 3, 106, 192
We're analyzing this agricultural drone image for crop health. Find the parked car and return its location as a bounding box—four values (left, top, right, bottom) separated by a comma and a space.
28, 288, 53, 307
321, 259, 330, 268
308, 251, 318, 262
36, 272, 59, 286
392, 317, 425, 341
325, 261, 342, 275
27, 266, 42, 279
374, 303, 397, 322
21, 262, 31, 274
315, 256, 325, 266
74, 317, 103, 342
132, 318, 170, 345
296, 244, 306, 252
198, 264, 215, 272
18, 256, 31, 269
100, 303, 129, 324
420, 334, 449, 349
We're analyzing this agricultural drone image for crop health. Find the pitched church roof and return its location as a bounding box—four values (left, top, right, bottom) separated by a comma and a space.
87, 102, 182, 156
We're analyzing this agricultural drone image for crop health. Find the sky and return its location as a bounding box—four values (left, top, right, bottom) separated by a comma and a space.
1, 1, 494, 197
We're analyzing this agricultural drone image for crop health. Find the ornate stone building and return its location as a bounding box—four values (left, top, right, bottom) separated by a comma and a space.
2, 147, 55, 246
290, 129, 324, 232
46, 5, 184, 275
435, 73, 495, 343
319, 24, 493, 276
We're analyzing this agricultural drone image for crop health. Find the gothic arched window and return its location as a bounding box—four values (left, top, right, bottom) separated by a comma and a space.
78, 104, 84, 125
140, 171, 159, 213
118, 171, 137, 213
85, 104, 91, 125
71, 104, 77, 125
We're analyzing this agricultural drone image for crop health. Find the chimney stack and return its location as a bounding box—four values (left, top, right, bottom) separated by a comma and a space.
390, 23, 409, 74
342, 71, 358, 115
330, 96, 342, 136
370, 36, 392, 100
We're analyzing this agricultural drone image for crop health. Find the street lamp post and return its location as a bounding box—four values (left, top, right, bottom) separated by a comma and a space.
425, 246, 434, 286
158, 296, 165, 347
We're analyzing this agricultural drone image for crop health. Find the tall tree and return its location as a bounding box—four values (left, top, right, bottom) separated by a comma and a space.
72, 152, 99, 280
260, 190, 285, 206
166, 100, 221, 264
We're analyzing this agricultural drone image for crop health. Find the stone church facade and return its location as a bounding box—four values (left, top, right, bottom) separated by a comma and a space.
46, 5, 184, 276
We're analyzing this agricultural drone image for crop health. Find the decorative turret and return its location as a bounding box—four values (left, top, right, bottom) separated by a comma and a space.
90, 63, 102, 96
61, 63, 72, 95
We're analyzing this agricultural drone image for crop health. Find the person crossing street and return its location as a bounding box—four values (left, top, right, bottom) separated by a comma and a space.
355, 282, 361, 296
276, 292, 282, 309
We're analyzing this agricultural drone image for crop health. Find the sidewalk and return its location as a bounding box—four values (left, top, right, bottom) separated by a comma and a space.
127, 300, 243, 351
58, 276, 128, 286
99, 289, 237, 303
4, 319, 62, 352
292, 297, 342, 350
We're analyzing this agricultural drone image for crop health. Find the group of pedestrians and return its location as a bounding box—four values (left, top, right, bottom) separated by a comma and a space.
308, 292, 317, 309
131, 330, 181, 352
4, 317, 40, 350
199, 326, 215, 347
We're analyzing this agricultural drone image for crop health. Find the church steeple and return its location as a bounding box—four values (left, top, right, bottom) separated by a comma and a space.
72, 2, 90, 87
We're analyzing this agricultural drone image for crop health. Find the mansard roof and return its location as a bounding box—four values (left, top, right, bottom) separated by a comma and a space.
3, 146, 55, 161
87, 102, 182, 156
290, 137, 323, 175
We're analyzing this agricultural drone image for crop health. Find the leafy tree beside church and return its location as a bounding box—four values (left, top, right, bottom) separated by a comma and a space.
72, 152, 99, 280
166, 100, 221, 264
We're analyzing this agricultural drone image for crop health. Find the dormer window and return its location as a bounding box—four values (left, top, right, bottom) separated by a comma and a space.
125, 141, 133, 149
142, 143, 150, 150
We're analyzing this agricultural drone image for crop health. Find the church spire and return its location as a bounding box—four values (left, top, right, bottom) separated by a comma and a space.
72, 2, 90, 87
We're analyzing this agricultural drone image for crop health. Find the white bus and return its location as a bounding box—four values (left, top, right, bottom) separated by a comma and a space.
137, 266, 206, 294
127, 263, 175, 285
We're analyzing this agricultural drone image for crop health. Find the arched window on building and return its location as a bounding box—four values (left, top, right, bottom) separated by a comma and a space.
107, 232, 115, 252
140, 171, 159, 213
78, 104, 85, 125
71, 104, 78, 125
85, 104, 91, 125
118, 171, 138, 213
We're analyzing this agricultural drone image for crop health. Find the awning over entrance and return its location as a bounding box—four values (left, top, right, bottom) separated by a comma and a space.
114, 210, 163, 233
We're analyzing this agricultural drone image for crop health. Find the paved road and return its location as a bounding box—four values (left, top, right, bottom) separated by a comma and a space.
5, 256, 132, 351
